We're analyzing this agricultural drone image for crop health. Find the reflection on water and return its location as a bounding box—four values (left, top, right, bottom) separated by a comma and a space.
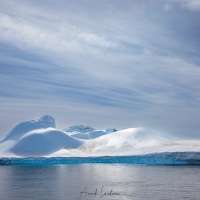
0, 164, 200, 200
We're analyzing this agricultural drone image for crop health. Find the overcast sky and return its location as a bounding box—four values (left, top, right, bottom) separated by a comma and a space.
0, 0, 200, 139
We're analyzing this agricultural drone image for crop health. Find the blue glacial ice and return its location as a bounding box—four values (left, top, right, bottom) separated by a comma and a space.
1, 152, 200, 166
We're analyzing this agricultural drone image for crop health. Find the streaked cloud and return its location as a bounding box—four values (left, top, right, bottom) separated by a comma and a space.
0, 0, 200, 139
174, 0, 200, 11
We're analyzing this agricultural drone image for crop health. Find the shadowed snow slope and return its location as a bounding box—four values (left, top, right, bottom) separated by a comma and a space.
10, 128, 84, 156
85, 127, 173, 152
1, 115, 56, 142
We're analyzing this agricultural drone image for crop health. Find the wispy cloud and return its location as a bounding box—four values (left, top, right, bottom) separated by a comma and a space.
0, 0, 200, 139
0, 12, 119, 55
173, 0, 200, 11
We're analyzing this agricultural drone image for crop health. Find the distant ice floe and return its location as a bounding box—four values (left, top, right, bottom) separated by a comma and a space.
1, 115, 200, 165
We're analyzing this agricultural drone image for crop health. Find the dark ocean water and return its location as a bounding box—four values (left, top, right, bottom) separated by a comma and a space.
0, 164, 200, 200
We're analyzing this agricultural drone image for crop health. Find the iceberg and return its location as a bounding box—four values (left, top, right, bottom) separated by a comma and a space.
0, 115, 200, 165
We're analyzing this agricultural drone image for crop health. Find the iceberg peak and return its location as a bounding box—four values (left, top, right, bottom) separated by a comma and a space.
32, 115, 56, 128
2, 115, 56, 141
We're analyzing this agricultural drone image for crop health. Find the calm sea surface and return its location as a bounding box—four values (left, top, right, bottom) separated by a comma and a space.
0, 164, 200, 200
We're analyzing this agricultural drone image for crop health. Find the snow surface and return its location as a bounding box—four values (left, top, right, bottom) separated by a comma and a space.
10, 128, 84, 156
1, 115, 200, 165
1, 115, 56, 141
84, 127, 173, 152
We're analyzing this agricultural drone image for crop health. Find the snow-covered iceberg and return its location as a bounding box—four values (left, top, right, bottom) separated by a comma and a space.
1, 115, 200, 165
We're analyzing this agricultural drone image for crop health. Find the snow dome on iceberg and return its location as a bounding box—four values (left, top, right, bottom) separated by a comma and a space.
84, 127, 173, 153
10, 128, 84, 156
2, 115, 56, 141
